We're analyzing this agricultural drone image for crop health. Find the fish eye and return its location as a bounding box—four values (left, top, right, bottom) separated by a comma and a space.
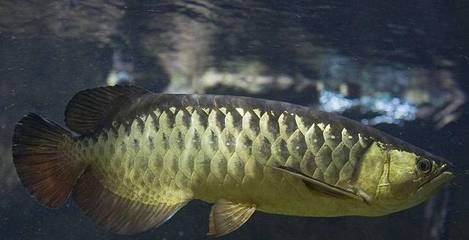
416, 158, 432, 173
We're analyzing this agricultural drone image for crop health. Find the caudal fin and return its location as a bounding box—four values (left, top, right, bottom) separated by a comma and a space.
12, 113, 85, 208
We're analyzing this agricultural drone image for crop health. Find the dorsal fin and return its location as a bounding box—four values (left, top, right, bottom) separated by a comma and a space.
64, 85, 150, 134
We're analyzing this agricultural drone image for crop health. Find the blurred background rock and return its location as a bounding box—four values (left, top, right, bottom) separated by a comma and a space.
1, 0, 468, 240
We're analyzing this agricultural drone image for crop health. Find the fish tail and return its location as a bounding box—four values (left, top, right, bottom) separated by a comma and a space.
12, 113, 86, 208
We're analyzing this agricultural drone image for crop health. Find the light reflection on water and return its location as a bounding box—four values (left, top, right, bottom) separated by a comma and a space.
320, 90, 417, 125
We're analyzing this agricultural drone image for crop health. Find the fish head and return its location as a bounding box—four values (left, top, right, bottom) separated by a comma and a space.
375, 147, 454, 212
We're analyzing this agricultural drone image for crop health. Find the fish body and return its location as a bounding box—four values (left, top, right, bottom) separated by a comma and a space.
78, 93, 372, 216
12, 86, 454, 236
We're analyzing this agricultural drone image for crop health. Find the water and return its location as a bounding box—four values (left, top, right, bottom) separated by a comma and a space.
1, 1, 468, 239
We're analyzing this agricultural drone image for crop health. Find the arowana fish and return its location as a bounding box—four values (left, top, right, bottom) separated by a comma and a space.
12, 85, 454, 237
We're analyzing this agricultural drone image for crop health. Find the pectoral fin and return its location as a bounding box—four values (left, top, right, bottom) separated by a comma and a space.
208, 199, 256, 237
274, 166, 371, 204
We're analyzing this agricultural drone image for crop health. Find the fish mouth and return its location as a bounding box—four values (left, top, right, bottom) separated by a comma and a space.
417, 163, 454, 192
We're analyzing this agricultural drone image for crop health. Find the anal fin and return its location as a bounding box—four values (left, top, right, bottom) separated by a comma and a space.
73, 171, 187, 234
208, 199, 256, 237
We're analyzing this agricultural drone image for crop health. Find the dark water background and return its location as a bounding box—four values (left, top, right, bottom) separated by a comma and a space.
1, 1, 469, 240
